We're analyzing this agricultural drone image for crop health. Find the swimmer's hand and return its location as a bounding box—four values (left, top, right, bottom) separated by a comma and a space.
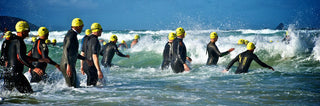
55, 64, 61, 71
186, 57, 192, 62
269, 67, 274, 71
222, 69, 228, 73
98, 71, 103, 79
228, 48, 235, 52
80, 66, 85, 75
126, 55, 130, 58
33, 68, 44, 76
28, 68, 31, 73
183, 64, 190, 72
39, 58, 50, 63
67, 64, 71, 77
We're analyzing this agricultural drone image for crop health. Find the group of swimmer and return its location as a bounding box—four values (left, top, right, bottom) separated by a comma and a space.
0, 17, 276, 94
161, 28, 274, 74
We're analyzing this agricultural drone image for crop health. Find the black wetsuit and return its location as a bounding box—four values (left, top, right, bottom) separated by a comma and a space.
0, 39, 11, 66
206, 42, 230, 65
5, 36, 38, 93
100, 42, 126, 67
81, 35, 90, 69
171, 38, 187, 73
226, 50, 272, 74
29, 39, 58, 82
161, 42, 173, 70
60, 29, 85, 88
83, 35, 100, 86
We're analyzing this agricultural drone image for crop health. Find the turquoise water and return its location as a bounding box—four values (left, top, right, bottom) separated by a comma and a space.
0, 29, 320, 105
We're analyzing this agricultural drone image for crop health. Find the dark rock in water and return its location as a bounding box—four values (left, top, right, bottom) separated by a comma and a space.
275, 23, 284, 30
0, 16, 39, 32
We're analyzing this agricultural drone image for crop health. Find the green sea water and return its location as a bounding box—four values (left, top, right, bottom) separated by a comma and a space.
0, 29, 319, 105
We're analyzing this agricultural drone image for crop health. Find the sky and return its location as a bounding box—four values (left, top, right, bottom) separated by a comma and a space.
0, 0, 319, 30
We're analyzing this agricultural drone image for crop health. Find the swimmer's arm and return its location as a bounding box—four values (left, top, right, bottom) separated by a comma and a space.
176, 42, 185, 64
115, 46, 126, 57
16, 41, 36, 69
225, 54, 239, 71
253, 54, 274, 70
93, 54, 103, 79
77, 54, 86, 60
213, 45, 229, 57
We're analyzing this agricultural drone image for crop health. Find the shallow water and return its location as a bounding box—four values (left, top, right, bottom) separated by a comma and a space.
0, 29, 320, 105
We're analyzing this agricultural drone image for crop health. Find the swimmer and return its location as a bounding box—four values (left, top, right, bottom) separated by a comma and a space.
0, 31, 13, 66
282, 31, 290, 44
51, 39, 57, 46
222, 42, 274, 74
27, 27, 60, 83
118, 40, 128, 49
100, 35, 129, 67
207, 32, 234, 65
60, 18, 86, 88
81, 23, 104, 86
171, 27, 190, 73
130, 34, 139, 48
4, 21, 49, 93
161, 32, 176, 70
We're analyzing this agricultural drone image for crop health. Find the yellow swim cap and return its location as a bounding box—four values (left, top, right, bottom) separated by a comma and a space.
286, 31, 289, 36
244, 40, 249, 45
38, 27, 49, 37
210, 32, 218, 39
134, 35, 140, 40
52, 39, 57, 43
45, 39, 51, 44
85, 29, 92, 35
71, 18, 83, 27
237, 39, 244, 44
247, 42, 255, 50
31, 37, 37, 42
91, 23, 102, 32
110, 35, 118, 41
3, 31, 12, 39
103, 41, 107, 45
269, 40, 273, 43
15, 21, 29, 32
168, 32, 176, 40
176, 27, 185, 36
121, 40, 125, 44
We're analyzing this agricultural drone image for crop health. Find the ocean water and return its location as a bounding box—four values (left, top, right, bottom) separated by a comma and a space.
0, 28, 319, 105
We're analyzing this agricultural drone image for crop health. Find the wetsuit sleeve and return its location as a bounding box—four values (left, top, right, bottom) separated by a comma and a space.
41, 43, 58, 65
114, 45, 126, 57
100, 45, 105, 56
226, 54, 239, 70
253, 54, 271, 68
16, 40, 36, 69
77, 54, 86, 60
177, 41, 186, 64
213, 45, 229, 57
81, 37, 85, 52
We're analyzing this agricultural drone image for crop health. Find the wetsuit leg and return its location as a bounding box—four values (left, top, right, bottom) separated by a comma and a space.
171, 62, 184, 73
60, 64, 79, 88
83, 63, 98, 86
14, 73, 33, 93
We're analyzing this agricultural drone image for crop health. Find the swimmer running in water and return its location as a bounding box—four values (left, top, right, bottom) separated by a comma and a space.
0, 31, 13, 67
130, 35, 139, 48
81, 23, 104, 86
222, 42, 274, 74
206, 32, 234, 65
4, 21, 49, 93
27, 27, 60, 83
100, 35, 129, 67
60, 18, 86, 88
171, 27, 191, 73
161, 32, 176, 70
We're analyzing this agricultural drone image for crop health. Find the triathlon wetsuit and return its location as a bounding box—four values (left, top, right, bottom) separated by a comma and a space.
0, 39, 11, 66
83, 35, 100, 86
5, 36, 38, 93
226, 50, 272, 74
60, 29, 85, 88
28, 39, 58, 82
171, 38, 187, 73
161, 42, 173, 70
100, 42, 126, 67
206, 42, 230, 65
